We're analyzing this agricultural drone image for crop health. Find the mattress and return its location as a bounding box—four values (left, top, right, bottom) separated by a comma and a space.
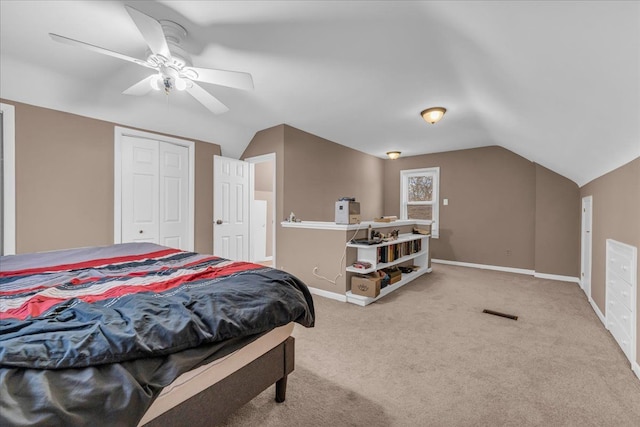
138, 322, 295, 425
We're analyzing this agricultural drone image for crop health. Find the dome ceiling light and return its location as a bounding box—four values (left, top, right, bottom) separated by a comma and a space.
420, 107, 446, 124
386, 151, 401, 160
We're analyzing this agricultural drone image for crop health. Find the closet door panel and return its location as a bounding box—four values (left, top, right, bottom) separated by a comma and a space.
159, 142, 189, 250
122, 136, 159, 244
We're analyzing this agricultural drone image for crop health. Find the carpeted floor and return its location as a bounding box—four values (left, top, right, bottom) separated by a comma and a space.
219, 264, 640, 426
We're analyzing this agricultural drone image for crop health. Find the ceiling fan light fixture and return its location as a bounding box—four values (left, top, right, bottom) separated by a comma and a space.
150, 74, 163, 91
420, 107, 447, 124
174, 77, 187, 91
386, 151, 401, 160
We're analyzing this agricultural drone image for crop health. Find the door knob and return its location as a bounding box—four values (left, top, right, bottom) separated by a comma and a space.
216, 219, 223, 225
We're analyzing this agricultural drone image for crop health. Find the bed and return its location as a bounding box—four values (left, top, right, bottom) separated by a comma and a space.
0, 243, 315, 426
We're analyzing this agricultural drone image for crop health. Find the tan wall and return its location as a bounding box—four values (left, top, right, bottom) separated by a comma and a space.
534, 164, 581, 277
279, 228, 350, 292
241, 124, 385, 268
244, 133, 581, 280
2, 99, 221, 254
283, 126, 385, 222
580, 157, 640, 366
194, 141, 220, 255
384, 146, 537, 270
12, 101, 114, 253
255, 160, 273, 192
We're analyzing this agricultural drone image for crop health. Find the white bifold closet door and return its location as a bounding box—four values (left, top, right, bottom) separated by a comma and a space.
121, 136, 189, 250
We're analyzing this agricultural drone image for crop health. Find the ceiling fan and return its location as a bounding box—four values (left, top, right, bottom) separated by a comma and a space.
49, 5, 253, 114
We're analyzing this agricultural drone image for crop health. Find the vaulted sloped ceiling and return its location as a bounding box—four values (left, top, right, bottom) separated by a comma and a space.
0, 1, 638, 186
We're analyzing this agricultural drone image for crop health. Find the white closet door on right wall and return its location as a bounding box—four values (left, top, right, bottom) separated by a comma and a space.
606, 239, 637, 366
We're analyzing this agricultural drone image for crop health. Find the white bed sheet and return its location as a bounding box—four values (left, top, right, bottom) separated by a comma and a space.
138, 322, 295, 426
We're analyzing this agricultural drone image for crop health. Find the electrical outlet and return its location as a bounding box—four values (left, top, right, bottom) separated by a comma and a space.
506, 249, 512, 256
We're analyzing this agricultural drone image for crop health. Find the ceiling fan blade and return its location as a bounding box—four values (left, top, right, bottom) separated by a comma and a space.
186, 82, 229, 115
125, 5, 171, 59
49, 33, 152, 68
187, 67, 254, 91
122, 75, 156, 96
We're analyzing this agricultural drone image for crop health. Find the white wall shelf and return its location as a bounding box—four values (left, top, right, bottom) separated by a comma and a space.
346, 250, 427, 274
346, 266, 431, 306
346, 232, 426, 248
281, 219, 430, 231
347, 233, 431, 306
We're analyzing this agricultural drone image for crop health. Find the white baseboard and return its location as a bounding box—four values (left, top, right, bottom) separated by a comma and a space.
590, 297, 607, 326
534, 272, 581, 284
431, 259, 580, 284
634, 362, 640, 381
307, 286, 347, 303
431, 259, 534, 276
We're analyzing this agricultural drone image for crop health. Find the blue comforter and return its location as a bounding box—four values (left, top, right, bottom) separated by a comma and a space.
0, 243, 315, 426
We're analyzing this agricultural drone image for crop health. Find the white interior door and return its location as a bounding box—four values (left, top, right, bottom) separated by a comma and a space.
213, 155, 249, 261
251, 200, 267, 262
159, 142, 189, 249
122, 136, 159, 244
581, 195, 593, 299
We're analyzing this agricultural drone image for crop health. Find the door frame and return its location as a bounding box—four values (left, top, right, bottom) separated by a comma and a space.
580, 195, 593, 300
114, 126, 195, 251
245, 153, 276, 266
0, 103, 16, 255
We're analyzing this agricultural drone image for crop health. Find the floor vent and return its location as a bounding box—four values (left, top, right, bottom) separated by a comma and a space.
483, 309, 518, 321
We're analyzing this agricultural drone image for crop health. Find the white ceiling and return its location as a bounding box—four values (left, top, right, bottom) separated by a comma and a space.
1, 1, 638, 186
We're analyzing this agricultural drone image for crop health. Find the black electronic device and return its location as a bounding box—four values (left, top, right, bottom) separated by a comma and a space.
351, 238, 382, 245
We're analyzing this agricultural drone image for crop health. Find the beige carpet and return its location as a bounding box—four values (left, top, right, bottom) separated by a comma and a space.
219, 264, 640, 426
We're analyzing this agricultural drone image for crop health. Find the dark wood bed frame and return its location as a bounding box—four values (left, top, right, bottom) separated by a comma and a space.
143, 336, 295, 426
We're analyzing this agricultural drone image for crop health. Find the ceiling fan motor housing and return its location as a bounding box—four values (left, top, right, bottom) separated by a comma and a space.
146, 20, 194, 78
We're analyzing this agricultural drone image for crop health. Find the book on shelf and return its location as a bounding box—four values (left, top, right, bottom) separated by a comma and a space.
376, 239, 422, 263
